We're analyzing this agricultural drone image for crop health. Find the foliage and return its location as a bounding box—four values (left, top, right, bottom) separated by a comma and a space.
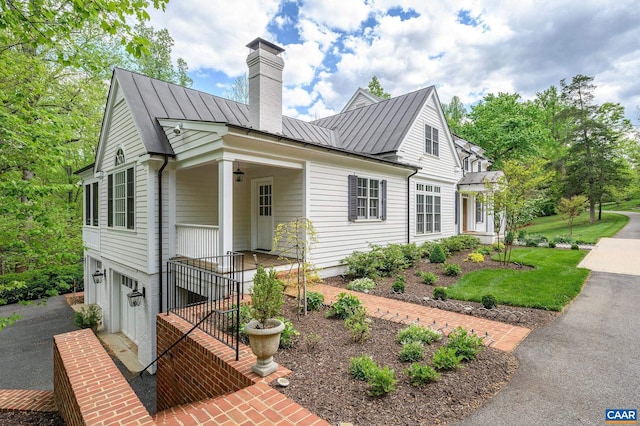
442, 96, 467, 135
0, 313, 21, 331
547, 241, 557, 248
224, 73, 249, 103
391, 275, 406, 293
304, 333, 322, 351
74, 304, 101, 331
433, 287, 447, 301
429, 244, 446, 263
249, 266, 284, 328
344, 306, 371, 343
349, 355, 378, 381
492, 242, 505, 252
417, 271, 438, 285
440, 235, 481, 253
399, 341, 425, 362
443, 263, 462, 276
343, 249, 381, 279
277, 317, 300, 349
367, 76, 391, 99
0, 264, 83, 305
400, 243, 423, 267
477, 246, 492, 256
446, 248, 589, 311
557, 195, 589, 237
431, 346, 463, 370
466, 252, 485, 263
305, 291, 325, 311
571, 243, 580, 250
522, 211, 628, 244
447, 327, 484, 361
272, 218, 319, 315
368, 365, 397, 396
396, 324, 441, 345
405, 363, 440, 387
228, 304, 252, 342
481, 294, 497, 309
326, 292, 362, 320
346, 277, 376, 293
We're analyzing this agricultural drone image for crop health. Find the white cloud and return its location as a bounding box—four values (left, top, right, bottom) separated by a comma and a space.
299, 0, 370, 32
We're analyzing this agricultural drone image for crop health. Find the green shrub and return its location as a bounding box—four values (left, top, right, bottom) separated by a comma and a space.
249, 266, 285, 327
343, 250, 381, 279
432, 346, 463, 370
368, 365, 397, 396
505, 230, 515, 245
399, 341, 424, 362
477, 246, 492, 256
429, 244, 446, 263
345, 306, 371, 343
305, 333, 322, 351
466, 252, 484, 263
433, 287, 447, 301
277, 317, 300, 348
547, 241, 557, 248
305, 291, 325, 311
492, 242, 505, 252
517, 230, 527, 241
378, 244, 409, 276
326, 292, 362, 319
481, 294, 497, 309
526, 239, 539, 247
420, 241, 436, 258
443, 263, 462, 276
391, 275, 406, 293
347, 277, 376, 292
571, 243, 580, 250
441, 235, 481, 252
0, 264, 84, 306
74, 304, 101, 331
400, 243, 423, 267
405, 363, 440, 386
396, 324, 442, 345
349, 355, 378, 380
418, 271, 438, 285
447, 327, 484, 361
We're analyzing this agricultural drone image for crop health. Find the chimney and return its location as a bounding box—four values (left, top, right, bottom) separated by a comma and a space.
246, 38, 285, 134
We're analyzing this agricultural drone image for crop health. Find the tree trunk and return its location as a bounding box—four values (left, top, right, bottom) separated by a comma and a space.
589, 200, 596, 223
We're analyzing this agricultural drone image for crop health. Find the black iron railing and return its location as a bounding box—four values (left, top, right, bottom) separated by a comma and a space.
166, 252, 244, 360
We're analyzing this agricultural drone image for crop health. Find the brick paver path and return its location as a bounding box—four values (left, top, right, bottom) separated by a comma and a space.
313, 284, 531, 352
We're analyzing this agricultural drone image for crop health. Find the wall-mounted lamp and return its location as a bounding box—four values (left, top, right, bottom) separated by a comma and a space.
173, 123, 183, 135
233, 164, 245, 182
127, 284, 145, 307
92, 269, 106, 284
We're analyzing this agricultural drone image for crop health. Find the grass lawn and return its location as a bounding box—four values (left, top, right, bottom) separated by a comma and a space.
446, 248, 589, 311
521, 211, 628, 244
600, 199, 640, 212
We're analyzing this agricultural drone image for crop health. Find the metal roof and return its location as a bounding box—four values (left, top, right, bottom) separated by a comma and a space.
458, 171, 504, 185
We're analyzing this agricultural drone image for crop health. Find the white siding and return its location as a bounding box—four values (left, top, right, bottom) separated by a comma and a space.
175, 166, 218, 225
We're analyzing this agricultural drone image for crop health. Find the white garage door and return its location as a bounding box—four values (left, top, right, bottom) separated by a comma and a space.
120, 275, 138, 343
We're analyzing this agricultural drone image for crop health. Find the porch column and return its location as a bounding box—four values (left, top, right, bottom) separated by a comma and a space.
218, 159, 234, 269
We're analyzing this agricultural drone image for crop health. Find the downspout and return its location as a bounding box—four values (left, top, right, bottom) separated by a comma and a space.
407, 169, 419, 244
158, 155, 169, 313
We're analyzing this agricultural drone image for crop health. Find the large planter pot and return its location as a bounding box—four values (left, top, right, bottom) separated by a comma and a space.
244, 318, 285, 377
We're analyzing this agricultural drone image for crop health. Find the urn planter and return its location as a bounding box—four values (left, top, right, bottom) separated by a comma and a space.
244, 318, 285, 377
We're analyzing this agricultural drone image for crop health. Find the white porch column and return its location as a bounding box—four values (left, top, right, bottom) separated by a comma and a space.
218, 159, 234, 269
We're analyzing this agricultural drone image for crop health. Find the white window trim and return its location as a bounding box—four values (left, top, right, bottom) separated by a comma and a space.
357, 177, 380, 220
415, 182, 442, 235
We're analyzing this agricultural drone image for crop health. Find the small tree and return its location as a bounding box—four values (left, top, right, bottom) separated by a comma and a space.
272, 218, 319, 315
556, 195, 588, 237
368, 76, 391, 99
249, 266, 284, 328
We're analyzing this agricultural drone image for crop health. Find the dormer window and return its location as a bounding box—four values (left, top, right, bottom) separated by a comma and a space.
108, 147, 135, 229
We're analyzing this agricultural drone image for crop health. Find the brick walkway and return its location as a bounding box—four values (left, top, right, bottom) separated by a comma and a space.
0, 389, 56, 412
313, 284, 531, 352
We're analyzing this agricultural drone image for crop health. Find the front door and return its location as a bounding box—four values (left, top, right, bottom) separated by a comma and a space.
119, 275, 137, 343
462, 198, 468, 232
254, 178, 273, 251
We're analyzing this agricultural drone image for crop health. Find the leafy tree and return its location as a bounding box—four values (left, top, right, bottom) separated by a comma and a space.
556, 195, 588, 237
224, 74, 249, 103
367, 76, 390, 99
442, 96, 467, 135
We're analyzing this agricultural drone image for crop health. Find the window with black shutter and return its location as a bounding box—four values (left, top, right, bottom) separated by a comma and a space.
348, 175, 386, 221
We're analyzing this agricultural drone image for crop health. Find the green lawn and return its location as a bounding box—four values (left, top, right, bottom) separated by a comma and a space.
522, 211, 628, 244
600, 199, 640, 212
446, 248, 589, 311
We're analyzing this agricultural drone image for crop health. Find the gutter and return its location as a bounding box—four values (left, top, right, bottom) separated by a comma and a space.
407, 169, 419, 244
158, 155, 169, 313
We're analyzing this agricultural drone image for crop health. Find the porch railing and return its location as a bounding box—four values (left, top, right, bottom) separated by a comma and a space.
175, 224, 219, 259
166, 252, 244, 360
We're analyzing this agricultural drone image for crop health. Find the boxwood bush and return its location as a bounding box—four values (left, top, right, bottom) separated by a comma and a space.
0, 264, 84, 306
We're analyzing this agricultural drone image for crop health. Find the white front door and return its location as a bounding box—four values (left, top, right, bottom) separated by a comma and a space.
254, 178, 273, 251
120, 275, 138, 343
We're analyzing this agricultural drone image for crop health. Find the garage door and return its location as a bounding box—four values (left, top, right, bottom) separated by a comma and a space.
120, 275, 138, 343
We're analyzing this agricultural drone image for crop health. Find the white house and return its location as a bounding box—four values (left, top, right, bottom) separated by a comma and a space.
77, 38, 499, 369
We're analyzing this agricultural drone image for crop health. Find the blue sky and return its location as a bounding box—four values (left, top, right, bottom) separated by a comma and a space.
148, 0, 640, 124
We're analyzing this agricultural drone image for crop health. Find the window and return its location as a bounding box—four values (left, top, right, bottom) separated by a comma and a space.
115, 148, 125, 166
463, 157, 469, 171
348, 175, 386, 221
425, 125, 439, 156
416, 183, 441, 234
477, 162, 482, 172
84, 182, 99, 226
475, 200, 484, 223
108, 158, 134, 229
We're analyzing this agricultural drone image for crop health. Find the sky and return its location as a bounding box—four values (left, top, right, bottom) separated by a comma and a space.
147, 0, 640, 125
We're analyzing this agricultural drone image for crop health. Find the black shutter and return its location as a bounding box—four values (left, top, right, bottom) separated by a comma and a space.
126, 167, 134, 229
107, 174, 113, 227
85, 185, 91, 225
348, 175, 357, 221
380, 180, 387, 221
454, 191, 459, 225
92, 182, 99, 226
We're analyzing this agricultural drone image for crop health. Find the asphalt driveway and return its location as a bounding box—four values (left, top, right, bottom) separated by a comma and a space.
459, 211, 640, 426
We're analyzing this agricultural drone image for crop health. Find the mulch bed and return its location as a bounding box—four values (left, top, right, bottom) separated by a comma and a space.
324, 248, 559, 330
272, 298, 518, 425
0, 411, 65, 426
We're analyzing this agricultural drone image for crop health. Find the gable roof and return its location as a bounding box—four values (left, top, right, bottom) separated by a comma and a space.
458, 171, 503, 185
312, 87, 434, 155
111, 68, 337, 157
340, 88, 385, 113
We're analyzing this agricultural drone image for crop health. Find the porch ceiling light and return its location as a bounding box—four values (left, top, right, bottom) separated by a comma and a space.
233, 166, 245, 182
127, 285, 145, 307
92, 269, 106, 284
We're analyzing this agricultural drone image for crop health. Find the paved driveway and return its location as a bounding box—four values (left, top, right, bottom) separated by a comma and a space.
459, 212, 640, 426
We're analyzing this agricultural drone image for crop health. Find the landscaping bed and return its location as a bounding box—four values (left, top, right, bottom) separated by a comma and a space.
272, 297, 518, 425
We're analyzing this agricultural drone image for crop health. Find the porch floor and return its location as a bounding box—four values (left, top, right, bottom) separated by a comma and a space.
239, 251, 293, 270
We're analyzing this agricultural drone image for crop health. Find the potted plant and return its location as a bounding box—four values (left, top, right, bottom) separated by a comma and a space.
244, 265, 285, 377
